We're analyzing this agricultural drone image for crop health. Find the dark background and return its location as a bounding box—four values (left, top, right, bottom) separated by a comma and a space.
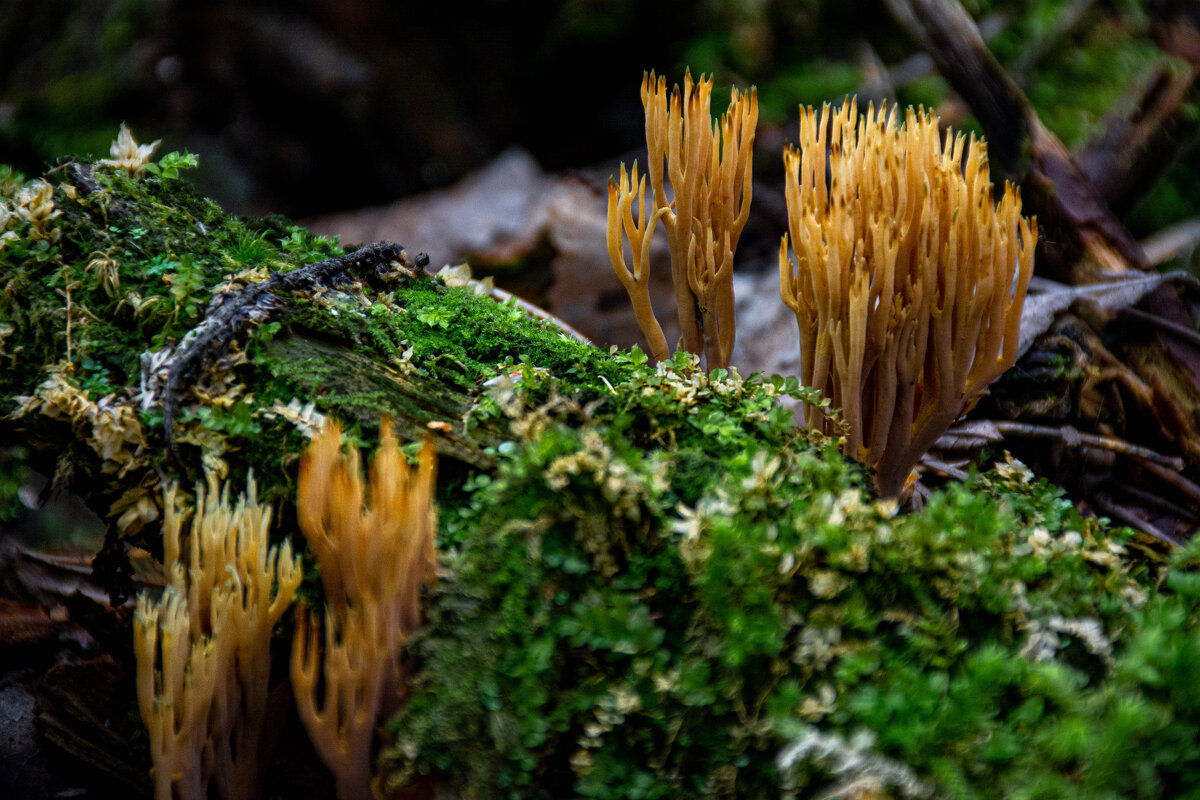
2, 0, 1195, 243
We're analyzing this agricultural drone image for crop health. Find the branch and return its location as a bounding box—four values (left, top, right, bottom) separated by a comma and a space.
1076, 14, 1200, 217
884, 0, 1148, 281
988, 420, 1185, 470
161, 241, 418, 463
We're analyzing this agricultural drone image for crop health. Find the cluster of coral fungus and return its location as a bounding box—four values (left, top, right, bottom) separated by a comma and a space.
607, 73, 1036, 497
134, 420, 437, 800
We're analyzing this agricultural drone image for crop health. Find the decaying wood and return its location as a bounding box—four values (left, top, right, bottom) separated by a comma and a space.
941, 277, 1200, 543
263, 334, 500, 470
1016, 272, 1200, 359
161, 241, 419, 461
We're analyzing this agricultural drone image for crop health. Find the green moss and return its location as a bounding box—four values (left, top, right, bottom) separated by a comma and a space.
385, 279, 624, 393
0, 157, 343, 407
383, 353, 1192, 799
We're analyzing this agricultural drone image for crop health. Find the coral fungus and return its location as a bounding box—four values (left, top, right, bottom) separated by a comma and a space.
291, 419, 438, 800
780, 98, 1036, 497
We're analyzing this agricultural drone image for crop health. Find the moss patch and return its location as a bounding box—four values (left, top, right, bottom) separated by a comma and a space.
386, 358, 1194, 799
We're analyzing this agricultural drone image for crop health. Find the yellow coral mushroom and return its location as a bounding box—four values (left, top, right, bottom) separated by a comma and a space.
780, 98, 1036, 498
606, 160, 671, 362
134, 473, 302, 800
607, 70, 757, 370
291, 419, 438, 800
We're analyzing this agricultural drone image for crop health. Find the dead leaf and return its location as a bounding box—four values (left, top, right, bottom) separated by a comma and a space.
1017, 272, 1200, 359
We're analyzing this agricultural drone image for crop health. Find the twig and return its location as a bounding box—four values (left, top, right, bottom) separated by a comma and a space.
1115, 484, 1200, 527
989, 420, 1185, 470
1092, 495, 1182, 545
918, 454, 970, 482
161, 241, 410, 463
1119, 306, 1200, 350
1076, 57, 1200, 218
854, 40, 895, 105
1140, 459, 1200, 510
878, 13, 1008, 90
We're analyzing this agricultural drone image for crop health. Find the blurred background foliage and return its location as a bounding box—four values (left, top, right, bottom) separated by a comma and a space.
0, 0, 1195, 239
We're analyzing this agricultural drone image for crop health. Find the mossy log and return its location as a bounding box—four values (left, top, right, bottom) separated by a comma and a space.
0, 157, 596, 599
0, 154, 619, 795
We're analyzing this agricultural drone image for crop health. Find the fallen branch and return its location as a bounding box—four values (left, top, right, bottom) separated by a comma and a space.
161, 242, 418, 463
988, 420, 1184, 471
1140, 459, 1200, 511
1076, 56, 1200, 218
1092, 495, 1180, 545
884, 0, 1148, 280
